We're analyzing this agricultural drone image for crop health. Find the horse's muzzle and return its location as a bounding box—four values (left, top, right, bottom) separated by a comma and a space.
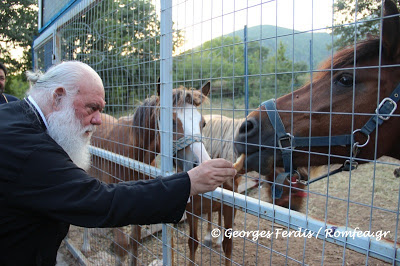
234, 116, 277, 175
175, 148, 199, 172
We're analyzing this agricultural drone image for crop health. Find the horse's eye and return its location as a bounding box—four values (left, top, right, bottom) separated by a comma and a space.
202, 121, 206, 128
335, 73, 354, 87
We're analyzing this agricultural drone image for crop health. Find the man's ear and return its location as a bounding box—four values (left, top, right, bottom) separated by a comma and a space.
53, 87, 66, 111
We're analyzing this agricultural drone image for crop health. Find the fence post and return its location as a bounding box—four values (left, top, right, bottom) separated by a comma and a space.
160, 0, 174, 264
244, 25, 249, 116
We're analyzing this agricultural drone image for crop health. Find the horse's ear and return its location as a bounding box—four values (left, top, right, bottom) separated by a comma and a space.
201, 81, 211, 96
382, 0, 400, 59
157, 77, 161, 96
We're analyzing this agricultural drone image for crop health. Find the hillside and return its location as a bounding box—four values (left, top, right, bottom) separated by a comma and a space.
228, 25, 333, 68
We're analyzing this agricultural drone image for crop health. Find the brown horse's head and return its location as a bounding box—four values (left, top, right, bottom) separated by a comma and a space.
131, 81, 211, 171
170, 82, 211, 171
235, 0, 400, 177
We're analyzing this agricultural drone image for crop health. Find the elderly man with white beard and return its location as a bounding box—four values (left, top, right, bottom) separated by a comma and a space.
0, 61, 236, 266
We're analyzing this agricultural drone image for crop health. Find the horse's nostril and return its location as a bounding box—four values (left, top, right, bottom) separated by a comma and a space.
246, 120, 254, 132
239, 118, 258, 137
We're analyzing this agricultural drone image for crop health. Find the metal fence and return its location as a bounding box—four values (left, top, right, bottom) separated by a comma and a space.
33, 0, 400, 265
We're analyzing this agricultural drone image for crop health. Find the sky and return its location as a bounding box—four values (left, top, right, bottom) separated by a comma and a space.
167, 0, 334, 53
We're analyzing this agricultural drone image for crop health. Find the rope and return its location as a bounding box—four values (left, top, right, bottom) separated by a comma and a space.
172, 134, 203, 155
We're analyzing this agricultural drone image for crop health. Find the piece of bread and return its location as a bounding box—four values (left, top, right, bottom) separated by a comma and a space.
233, 154, 245, 171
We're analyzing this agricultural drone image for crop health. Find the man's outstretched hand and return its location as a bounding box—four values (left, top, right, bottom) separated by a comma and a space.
187, 158, 237, 196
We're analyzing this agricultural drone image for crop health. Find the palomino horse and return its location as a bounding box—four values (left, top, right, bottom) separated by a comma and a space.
202, 115, 312, 212
191, 114, 315, 265
86, 82, 211, 265
235, 0, 400, 196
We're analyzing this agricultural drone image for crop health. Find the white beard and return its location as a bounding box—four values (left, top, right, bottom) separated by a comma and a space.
46, 104, 95, 171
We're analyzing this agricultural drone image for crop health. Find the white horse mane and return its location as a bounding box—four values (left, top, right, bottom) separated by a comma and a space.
202, 114, 324, 178
202, 114, 246, 163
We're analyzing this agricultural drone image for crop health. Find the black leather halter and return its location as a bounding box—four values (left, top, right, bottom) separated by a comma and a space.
260, 82, 400, 199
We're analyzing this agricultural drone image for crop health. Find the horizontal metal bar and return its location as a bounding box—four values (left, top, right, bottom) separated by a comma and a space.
89, 145, 400, 264
89, 146, 174, 178
64, 237, 89, 265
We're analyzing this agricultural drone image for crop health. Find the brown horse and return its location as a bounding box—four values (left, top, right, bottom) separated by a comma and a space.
86, 82, 211, 265
202, 115, 317, 212
235, 1, 400, 193
182, 114, 245, 265
81, 113, 118, 255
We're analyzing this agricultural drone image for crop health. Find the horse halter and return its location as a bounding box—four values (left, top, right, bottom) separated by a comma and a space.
156, 109, 204, 158
172, 134, 203, 156
261, 82, 400, 199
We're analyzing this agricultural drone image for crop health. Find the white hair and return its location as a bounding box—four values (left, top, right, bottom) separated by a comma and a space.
26, 61, 99, 108
46, 96, 94, 171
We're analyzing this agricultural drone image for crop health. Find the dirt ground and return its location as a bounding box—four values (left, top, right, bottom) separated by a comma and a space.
58, 156, 400, 265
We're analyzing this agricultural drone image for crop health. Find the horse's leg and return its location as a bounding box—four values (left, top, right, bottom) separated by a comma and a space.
129, 225, 141, 266
113, 227, 129, 265
171, 227, 174, 265
222, 205, 235, 266
186, 213, 198, 266
81, 228, 91, 255
216, 208, 224, 246
204, 208, 223, 247
203, 210, 213, 247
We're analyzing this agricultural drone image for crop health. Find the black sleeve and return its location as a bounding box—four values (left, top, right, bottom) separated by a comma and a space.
6, 148, 190, 227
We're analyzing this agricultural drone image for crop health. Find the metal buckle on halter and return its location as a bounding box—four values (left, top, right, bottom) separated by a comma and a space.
342, 160, 358, 171
278, 133, 294, 149
352, 129, 370, 149
285, 169, 301, 185
376, 97, 397, 121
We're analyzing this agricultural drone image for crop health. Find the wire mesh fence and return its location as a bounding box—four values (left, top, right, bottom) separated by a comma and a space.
33, 0, 400, 265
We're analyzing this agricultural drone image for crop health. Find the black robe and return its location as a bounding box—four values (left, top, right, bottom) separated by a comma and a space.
0, 93, 19, 104
0, 99, 190, 265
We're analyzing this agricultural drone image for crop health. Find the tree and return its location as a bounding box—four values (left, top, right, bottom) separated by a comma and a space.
331, 0, 400, 49
0, 0, 37, 75
173, 36, 308, 108
173, 35, 247, 97
59, 0, 183, 111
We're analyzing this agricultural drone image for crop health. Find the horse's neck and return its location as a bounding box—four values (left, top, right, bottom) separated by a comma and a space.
131, 124, 159, 164
366, 118, 400, 160
203, 116, 246, 162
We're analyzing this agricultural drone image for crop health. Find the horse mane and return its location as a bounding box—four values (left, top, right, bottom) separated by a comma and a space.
131, 95, 159, 131
129, 86, 209, 128
313, 38, 381, 82
202, 114, 246, 162
115, 86, 209, 150
173, 86, 209, 107
129, 86, 206, 121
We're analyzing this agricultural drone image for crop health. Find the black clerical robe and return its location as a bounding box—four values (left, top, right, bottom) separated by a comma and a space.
0, 93, 19, 104
0, 99, 190, 265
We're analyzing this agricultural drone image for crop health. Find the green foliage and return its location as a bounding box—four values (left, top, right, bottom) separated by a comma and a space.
263, 42, 308, 98
0, 0, 37, 75
331, 0, 400, 49
59, 0, 183, 112
174, 36, 308, 110
5, 74, 30, 99
55, 0, 311, 113
173, 36, 245, 92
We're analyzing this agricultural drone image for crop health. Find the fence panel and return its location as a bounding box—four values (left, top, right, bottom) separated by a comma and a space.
33, 0, 400, 265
